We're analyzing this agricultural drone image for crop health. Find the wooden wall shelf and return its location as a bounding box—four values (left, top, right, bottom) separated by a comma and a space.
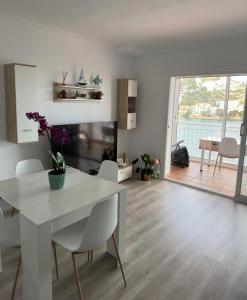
54, 99, 103, 103
53, 82, 103, 103
54, 83, 103, 91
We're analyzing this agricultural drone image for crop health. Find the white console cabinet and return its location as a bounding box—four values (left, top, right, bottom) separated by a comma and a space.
118, 164, 132, 182
4, 63, 38, 144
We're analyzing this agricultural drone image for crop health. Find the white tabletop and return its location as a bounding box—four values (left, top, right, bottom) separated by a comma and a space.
0, 167, 126, 225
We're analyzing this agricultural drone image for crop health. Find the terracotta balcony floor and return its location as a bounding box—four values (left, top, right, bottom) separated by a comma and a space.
167, 161, 238, 197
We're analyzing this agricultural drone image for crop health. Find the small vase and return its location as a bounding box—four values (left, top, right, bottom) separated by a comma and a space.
48, 171, 65, 190
141, 173, 150, 181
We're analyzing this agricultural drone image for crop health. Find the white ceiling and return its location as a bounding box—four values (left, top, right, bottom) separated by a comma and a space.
0, 0, 247, 48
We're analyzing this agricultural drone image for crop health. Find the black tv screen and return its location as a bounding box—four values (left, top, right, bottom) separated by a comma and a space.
54, 121, 118, 173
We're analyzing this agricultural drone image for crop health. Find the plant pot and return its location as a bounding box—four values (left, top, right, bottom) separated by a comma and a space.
141, 173, 150, 181
48, 171, 65, 190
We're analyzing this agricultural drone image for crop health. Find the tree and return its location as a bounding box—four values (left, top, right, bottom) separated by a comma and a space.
216, 108, 224, 118
228, 110, 240, 117
180, 77, 226, 107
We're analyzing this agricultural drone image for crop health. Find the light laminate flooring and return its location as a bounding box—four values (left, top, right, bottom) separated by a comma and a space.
1, 179, 247, 300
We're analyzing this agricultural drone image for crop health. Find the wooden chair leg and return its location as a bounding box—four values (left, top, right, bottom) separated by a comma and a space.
11, 207, 16, 217
213, 154, 219, 176
111, 234, 127, 287
87, 251, 93, 262
72, 253, 84, 300
52, 241, 59, 281
11, 253, 21, 300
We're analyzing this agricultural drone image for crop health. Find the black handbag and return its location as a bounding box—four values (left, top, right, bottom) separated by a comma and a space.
171, 140, 189, 168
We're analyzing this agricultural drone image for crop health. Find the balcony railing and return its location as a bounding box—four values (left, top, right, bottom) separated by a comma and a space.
176, 121, 241, 163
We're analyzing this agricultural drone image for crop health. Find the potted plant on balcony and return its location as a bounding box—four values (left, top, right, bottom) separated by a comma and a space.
132, 154, 160, 181
26, 112, 69, 190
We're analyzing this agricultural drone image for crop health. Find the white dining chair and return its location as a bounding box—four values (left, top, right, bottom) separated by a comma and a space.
10, 159, 44, 217
1, 159, 44, 216
213, 137, 239, 176
52, 160, 120, 269
15, 159, 44, 177
86, 160, 119, 262
97, 160, 119, 183
0, 208, 21, 300
52, 195, 126, 300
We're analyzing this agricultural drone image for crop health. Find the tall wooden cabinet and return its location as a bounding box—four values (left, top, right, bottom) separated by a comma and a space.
4, 63, 38, 143
117, 79, 138, 130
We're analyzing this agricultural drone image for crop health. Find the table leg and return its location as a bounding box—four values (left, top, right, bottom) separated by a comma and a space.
200, 149, 205, 171
208, 150, 212, 166
20, 214, 52, 300
107, 189, 127, 263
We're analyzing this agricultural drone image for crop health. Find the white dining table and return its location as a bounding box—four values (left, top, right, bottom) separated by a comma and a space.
0, 167, 127, 300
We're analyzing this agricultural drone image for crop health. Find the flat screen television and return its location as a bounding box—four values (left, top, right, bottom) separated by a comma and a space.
54, 121, 118, 174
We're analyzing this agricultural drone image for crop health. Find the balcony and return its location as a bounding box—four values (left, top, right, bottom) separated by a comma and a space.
166, 75, 247, 197
176, 120, 240, 163
167, 121, 240, 197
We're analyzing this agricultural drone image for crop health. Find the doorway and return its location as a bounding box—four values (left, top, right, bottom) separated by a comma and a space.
165, 74, 247, 198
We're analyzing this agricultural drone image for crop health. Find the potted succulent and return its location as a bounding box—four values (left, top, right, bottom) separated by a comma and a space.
132, 154, 160, 181
26, 112, 69, 190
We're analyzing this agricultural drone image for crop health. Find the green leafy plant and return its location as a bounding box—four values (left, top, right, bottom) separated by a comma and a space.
51, 151, 66, 175
132, 154, 160, 179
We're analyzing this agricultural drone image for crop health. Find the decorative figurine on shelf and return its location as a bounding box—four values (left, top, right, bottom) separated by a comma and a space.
89, 91, 103, 100
58, 89, 66, 99
78, 67, 87, 86
92, 74, 102, 87
123, 152, 128, 164
76, 91, 86, 99
61, 71, 68, 86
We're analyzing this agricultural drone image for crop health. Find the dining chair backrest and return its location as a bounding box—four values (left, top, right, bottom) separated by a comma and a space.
219, 137, 239, 158
0, 211, 20, 248
74, 160, 119, 250
97, 160, 118, 183
80, 194, 118, 250
15, 159, 44, 177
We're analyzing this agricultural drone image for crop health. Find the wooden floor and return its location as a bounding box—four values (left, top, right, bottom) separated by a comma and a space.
1, 179, 247, 299
167, 161, 238, 197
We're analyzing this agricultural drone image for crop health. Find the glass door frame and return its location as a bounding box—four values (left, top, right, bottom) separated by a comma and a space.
173, 75, 239, 162
235, 86, 247, 203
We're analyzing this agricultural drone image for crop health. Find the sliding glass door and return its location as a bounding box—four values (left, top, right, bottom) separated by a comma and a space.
235, 86, 247, 203
174, 75, 247, 166
224, 76, 246, 164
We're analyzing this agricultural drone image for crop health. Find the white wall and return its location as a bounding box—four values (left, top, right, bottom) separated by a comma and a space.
1, 15, 246, 181
129, 34, 247, 176
0, 16, 134, 180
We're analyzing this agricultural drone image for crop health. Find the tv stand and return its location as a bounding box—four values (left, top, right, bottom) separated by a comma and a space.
87, 169, 98, 175
87, 165, 133, 182
118, 164, 132, 182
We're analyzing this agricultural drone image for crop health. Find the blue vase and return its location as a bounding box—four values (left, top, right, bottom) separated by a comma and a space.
48, 171, 65, 190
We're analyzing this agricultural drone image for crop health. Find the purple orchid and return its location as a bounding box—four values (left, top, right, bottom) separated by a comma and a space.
50, 127, 69, 145
26, 112, 70, 174
26, 112, 49, 136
